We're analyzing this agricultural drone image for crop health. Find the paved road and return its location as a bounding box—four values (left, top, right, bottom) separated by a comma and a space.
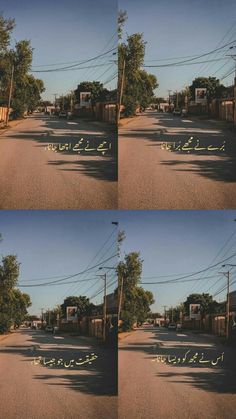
0, 114, 117, 209
119, 111, 236, 209
0, 328, 117, 419
119, 326, 236, 419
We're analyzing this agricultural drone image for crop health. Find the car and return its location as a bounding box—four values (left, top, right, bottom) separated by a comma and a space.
53, 326, 59, 334
176, 323, 182, 332
173, 108, 181, 116
181, 109, 188, 117
59, 111, 67, 118
168, 323, 176, 330
173, 109, 181, 116
45, 325, 54, 332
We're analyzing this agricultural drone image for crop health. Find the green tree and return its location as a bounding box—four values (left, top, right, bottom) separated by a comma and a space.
119, 32, 158, 116
118, 10, 128, 40
60, 296, 94, 319
10, 289, 32, 327
189, 77, 225, 103
0, 20, 45, 115
117, 252, 155, 331
183, 293, 219, 316
0, 255, 31, 331
74, 81, 107, 106
0, 13, 15, 53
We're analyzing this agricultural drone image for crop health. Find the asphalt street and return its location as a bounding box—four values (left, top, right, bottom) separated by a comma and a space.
0, 114, 117, 209
119, 111, 236, 209
119, 326, 236, 419
0, 328, 117, 419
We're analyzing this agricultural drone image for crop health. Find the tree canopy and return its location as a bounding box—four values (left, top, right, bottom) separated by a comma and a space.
0, 254, 31, 331
183, 293, 220, 316
0, 13, 45, 116
60, 296, 95, 319
117, 251, 155, 331
189, 77, 225, 102
119, 31, 158, 116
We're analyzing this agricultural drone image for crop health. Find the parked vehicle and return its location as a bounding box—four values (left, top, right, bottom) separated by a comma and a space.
176, 323, 182, 332
173, 109, 181, 116
181, 109, 188, 117
45, 325, 54, 332
59, 111, 67, 118
168, 323, 176, 330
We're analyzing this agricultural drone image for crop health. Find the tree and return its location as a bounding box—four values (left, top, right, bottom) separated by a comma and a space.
117, 252, 155, 331
189, 77, 225, 103
119, 32, 158, 116
135, 288, 154, 324
0, 14, 15, 53
137, 70, 158, 110
118, 10, 128, 40
0, 17, 45, 116
183, 293, 219, 316
60, 296, 95, 319
0, 255, 31, 331
11, 289, 32, 327
74, 81, 107, 106
166, 304, 185, 323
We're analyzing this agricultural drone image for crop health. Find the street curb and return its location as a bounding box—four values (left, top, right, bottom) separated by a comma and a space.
0, 119, 25, 136
118, 330, 136, 341
0, 333, 13, 342
119, 116, 142, 127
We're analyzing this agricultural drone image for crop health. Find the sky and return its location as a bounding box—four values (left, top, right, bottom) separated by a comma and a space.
1, 210, 236, 317
1, 0, 117, 101
117, 211, 236, 314
0, 211, 118, 316
119, 0, 236, 98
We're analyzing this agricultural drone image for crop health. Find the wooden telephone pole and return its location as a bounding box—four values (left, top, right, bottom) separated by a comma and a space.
6, 65, 14, 127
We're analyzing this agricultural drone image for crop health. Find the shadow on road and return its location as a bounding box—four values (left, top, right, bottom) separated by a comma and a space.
6, 115, 118, 182
0, 330, 117, 396
119, 328, 236, 394
120, 114, 236, 183
48, 158, 117, 182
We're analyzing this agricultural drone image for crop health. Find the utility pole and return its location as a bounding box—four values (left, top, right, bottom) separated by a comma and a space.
97, 273, 107, 343
70, 90, 74, 113
53, 94, 58, 107
118, 275, 124, 323
40, 308, 44, 329
103, 273, 107, 343
162, 305, 167, 325
226, 47, 236, 125
117, 59, 125, 123
6, 65, 14, 127
219, 270, 230, 340
226, 271, 230, 341
171, 306, 173, 323
167, 90, 172, 107
176, 90, 179, 108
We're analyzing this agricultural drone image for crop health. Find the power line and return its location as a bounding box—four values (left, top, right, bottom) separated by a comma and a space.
143, 58, 231, 68
142, 40, 236, 68
141, 274, 217, 285
19, 254, 117, 287
31, 47, 116, 73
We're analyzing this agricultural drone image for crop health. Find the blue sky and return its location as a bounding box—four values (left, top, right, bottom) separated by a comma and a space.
1, 211, 236, 317
1, 0, 117, 101
119, 0, 236, 98
0, 211, 118, 316
118, 211, 236, 314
